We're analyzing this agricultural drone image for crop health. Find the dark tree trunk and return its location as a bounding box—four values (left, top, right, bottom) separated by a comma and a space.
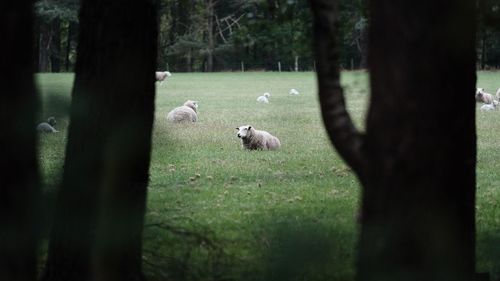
41, 0, 157, 280
65, 22, 77, 72
0, 1, 40, 281
50, 18, 61, 73
39, 22, 51, 72
310, 1, 476, 281
34, 18, 40, 72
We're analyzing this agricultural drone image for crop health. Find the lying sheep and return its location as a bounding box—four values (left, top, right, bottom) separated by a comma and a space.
236, 125, 281, 150
37, 117, 58, 133
475, 88, 494, 104
257, 92, 270, 103
156, 71, 172, 83
480, 103, 496, 111
167, 100, 198, 123
289, 88, 300, 95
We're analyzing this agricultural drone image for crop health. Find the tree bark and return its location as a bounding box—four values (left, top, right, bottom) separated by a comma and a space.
310, 0, 477, 280
41, 0, 157, 280
0, 1, 40, 281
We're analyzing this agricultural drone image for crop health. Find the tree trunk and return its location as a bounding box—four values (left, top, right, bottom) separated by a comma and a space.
50, 18, 61, 73
0, 1, 40, 281
41, 0, 157, 280
39, 22, 51, 72
206, 0, 215, 72
310, 1, 476, 281
65, 22, 77, 72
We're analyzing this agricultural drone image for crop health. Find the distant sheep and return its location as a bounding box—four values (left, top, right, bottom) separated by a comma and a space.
289, 89, 299, 95
37, 117, 58, 133
236, 125, 281, 150
475, 88, 494, 104
167, 100, 198, 123
257, 92, 270, 103
156, 71, 172, 83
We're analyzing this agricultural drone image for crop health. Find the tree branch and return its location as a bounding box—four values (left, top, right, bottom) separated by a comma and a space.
310, 0, 366, 179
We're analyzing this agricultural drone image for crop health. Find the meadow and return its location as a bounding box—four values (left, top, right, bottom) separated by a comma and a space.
37, 71, 500, 281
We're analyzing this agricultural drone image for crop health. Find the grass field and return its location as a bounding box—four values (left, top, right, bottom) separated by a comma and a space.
37, 71, 500, 281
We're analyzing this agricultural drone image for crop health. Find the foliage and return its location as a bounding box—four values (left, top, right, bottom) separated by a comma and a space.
33, 0, 500, 72
35, 0, 79, 23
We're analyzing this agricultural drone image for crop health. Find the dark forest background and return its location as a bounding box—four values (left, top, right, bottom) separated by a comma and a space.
34, 0, 500, 73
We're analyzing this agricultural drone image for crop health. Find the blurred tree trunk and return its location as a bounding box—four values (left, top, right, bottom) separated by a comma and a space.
0, 1, 40, 281
39, 22, 51, 72
206, 0, 215, 72
64, 21, 77, 72
50, 18, 61, 72
310, 1, 476, 281
41, 0, 157, 280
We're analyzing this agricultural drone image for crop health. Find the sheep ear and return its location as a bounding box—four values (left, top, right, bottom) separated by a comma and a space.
248, 126, 252, 130
236, 127, 239, 130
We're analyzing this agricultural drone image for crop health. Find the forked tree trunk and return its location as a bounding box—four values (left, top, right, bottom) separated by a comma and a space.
0, 1, 40, 281
41, 0, 157, 281
310, 1, 476, 281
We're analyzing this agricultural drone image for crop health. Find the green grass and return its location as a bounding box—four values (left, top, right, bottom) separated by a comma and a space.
36, 71, 500, 281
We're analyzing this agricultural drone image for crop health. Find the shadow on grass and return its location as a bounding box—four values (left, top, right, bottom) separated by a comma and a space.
478, 231, 500, 281
142, 212, 356, 281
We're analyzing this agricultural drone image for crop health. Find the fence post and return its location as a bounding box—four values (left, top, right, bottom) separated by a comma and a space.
294, 56, 299, 72
278, 61, 281, 72
241, 61, 245, 72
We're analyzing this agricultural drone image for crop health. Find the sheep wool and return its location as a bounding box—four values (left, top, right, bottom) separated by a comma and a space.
236, 125, 280, 150
37, 116, 58, 133
475, 89, 494, 104
480, 103, 496, 111
156, 71, 172, 83
496, 88, 500, 100
257, 92, 270, 103
167, 100, 198, 123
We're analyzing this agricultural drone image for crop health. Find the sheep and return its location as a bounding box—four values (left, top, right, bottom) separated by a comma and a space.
289, 88, 300, 95
257, 92, 270, 103
475, 88, 494, 104
496, 88, 500, 100
37, 117, 58, 133
236, 125, 281, 150
167, 100, 198, 123
480, 103, 496, 111
156, 71, 172, 84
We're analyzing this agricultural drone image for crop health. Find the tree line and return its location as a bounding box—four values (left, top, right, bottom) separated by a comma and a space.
35, 0, 500, 73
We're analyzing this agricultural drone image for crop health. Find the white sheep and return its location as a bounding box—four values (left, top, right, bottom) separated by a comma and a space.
167, 100, 198, 123
236, 125, 281, 150
257, 92, 270, 103
289, 88, 300, 95
496, 88, 500, 100
475, 88, 494, 104
480, 103, 496, 111
37, 117, 58, 133
156, 71, 172, 84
